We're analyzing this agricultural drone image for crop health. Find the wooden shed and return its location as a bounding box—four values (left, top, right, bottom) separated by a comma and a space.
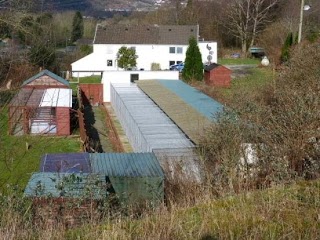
8, 70, 72, 136
204, 63, 232, 87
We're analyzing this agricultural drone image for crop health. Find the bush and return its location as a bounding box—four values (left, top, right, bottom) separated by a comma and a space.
200, 42, 320, 193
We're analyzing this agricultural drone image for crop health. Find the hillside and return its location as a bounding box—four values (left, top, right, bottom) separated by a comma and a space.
33, 0, 160, 14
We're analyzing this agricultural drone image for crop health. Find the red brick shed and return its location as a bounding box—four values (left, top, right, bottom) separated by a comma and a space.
204, 63, 232, 87
8, 70, 72, 136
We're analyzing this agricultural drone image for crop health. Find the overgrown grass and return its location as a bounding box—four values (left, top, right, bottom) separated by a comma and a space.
197, 67, 274, 105
218, 58, 260, 65
1, 178, 318, 239
0, 107, 81, 190
67, 180, 319, 239
221, 67, 274, 97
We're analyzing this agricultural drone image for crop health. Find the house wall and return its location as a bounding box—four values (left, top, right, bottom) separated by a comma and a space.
71, 53, 106, 77
71, 41, 217, 77
23, 76, 69, 88
79, 84, 103, 106
56, 107, 70, 135
102, 70, 179, 102
198, 41, 218, 64
94, 44, 188, 71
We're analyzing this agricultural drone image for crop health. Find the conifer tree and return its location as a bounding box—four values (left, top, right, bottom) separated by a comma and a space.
280, 32, 293, 63
182, 36, 203, 82
71, 11, 84, 43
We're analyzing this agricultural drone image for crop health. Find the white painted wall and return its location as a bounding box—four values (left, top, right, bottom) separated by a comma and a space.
72, 41, 218, 76
71, 53, 106, 77
102, 70, 179, 102
198, 41, 218, 64
95, 44, 188, 71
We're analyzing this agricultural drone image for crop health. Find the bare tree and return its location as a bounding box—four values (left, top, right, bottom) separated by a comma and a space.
225, 0, 279, 56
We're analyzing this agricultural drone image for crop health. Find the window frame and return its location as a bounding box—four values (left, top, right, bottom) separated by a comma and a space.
107, 60, 113, 66
169, 47, 175, 54
177, 47, 183, 54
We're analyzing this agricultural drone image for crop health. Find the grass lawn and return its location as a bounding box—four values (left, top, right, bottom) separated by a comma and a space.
0, 107, 81, 191
218, 58, 260, 65
221, 67, 274, 98
197, 67, 274, 105
70, 75, 102, 93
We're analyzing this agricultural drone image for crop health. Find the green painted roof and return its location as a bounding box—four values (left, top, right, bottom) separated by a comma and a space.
90, 153, 164, 178
24, 172, 106, 199
22, 69, 70, 87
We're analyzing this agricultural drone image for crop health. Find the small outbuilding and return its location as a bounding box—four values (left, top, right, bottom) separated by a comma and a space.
24, 172, 106, 227
204, 63, 232, 87
8, 70, 72, 136
90, 152, 165, 208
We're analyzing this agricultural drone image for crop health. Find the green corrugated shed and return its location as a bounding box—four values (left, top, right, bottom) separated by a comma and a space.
90, 153, 164, 207
24, 172, 106, 199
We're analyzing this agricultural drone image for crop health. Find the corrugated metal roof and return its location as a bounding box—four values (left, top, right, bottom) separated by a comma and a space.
22, 69, 70, 87
40, 153, 91, 173
157, 80, 224, 121
111, 83, 194, 151
39, 88, 72, 108
90, 152, 164, 178
24, 172, 106, 199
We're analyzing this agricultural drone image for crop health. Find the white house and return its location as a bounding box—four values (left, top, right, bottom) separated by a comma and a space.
71, 24, 217, 77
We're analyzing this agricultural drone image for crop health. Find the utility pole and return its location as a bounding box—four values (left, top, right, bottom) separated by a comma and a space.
297, 0, 305, 43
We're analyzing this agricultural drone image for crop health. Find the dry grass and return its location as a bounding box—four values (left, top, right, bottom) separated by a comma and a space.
1, 180, 319, 239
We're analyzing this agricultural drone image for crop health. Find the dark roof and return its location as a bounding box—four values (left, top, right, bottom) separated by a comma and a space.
204, 63, 231, 72
40, 153, 91, 173
22, 69, 70, 87
94, 24, 198, 45
90, 153, 164, 178
76, 38, 94, 45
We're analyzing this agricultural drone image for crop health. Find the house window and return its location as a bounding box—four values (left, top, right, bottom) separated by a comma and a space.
177, 61, 183, 64
169, 47, 175, 54
169, 61, 175, 67
177, 47, 183, 54
107, 60, 113, 66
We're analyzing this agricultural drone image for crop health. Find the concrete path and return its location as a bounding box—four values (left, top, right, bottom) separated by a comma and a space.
103, 103, 132, 152
83, 105, 113, 153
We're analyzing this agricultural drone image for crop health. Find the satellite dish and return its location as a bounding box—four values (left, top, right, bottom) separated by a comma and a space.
209, 51, 214, 55
206, 44, 211, 51
207, 55, 212, 61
